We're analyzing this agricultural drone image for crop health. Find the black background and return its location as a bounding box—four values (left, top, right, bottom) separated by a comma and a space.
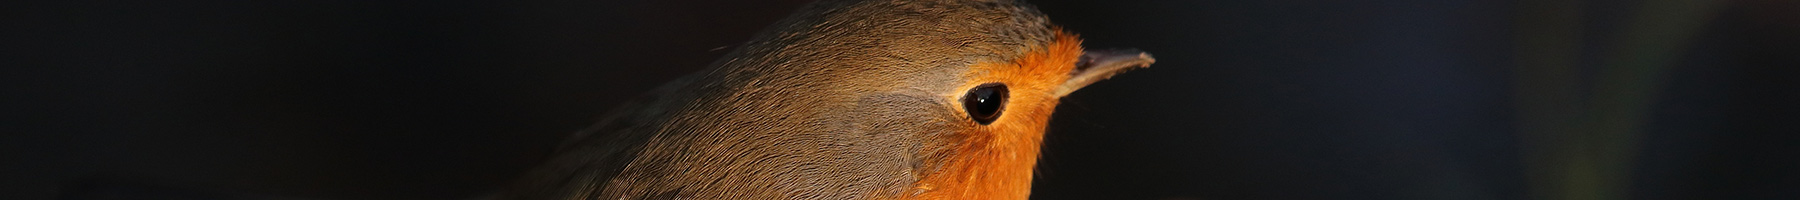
4, 0, 1796, 199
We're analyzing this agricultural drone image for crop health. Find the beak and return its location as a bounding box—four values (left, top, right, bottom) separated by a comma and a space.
1054, 49, 1156, 97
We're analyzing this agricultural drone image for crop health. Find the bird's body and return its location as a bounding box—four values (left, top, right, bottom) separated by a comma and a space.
502, 0, 1153, 199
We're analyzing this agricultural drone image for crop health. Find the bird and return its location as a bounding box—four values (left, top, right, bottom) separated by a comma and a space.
499, 0, 1154, 199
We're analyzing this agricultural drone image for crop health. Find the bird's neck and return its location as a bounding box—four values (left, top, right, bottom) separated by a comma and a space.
909, 127, 1046, 200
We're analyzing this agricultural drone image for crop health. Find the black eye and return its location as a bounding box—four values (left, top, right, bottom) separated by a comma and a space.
962, 83, 1009, 125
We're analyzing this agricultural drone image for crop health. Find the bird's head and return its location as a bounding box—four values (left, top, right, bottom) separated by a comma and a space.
514, 1, 1155, 199
689, 0, 1155, 198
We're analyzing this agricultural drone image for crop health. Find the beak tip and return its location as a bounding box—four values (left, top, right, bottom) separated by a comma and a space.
1131, 52, 1156, 69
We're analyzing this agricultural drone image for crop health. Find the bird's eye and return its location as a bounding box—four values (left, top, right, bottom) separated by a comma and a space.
962, 83, 1009, 125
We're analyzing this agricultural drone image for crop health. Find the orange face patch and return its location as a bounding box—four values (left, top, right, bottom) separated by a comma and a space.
905, 30, 1083, 200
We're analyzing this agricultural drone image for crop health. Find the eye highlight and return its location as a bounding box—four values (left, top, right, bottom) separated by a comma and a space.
962, 83, 1009, 125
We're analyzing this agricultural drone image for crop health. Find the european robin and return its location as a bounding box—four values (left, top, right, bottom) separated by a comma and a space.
502, 0, 1154, 199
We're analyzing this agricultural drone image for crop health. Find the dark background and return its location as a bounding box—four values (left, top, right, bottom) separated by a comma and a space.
3, 0, 1796, 199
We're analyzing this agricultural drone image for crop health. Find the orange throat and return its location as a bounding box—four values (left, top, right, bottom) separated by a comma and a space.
907, 31, 1084, 200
